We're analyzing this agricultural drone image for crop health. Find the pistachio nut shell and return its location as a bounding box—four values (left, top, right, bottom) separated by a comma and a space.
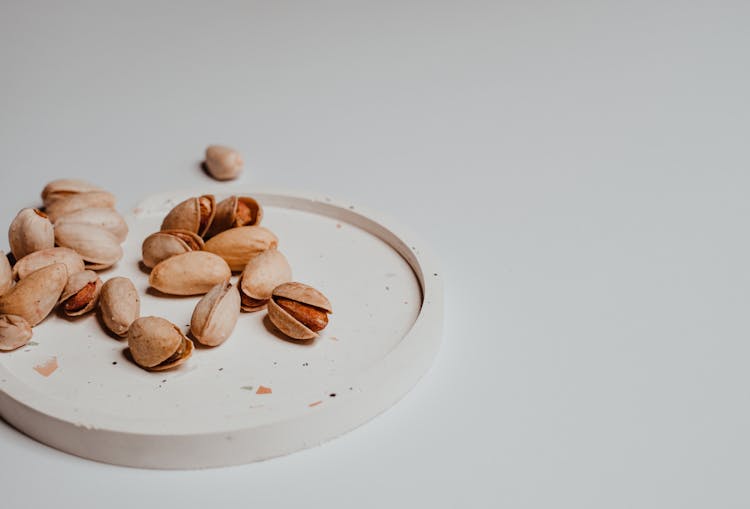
267, 298, 318, 340
206, 196, 263, 238
45, 191, 116, 223
204, 145, 243, 181
41, 179, 103, 206
0, 252, 12, 296
141, 230, 204, 269
203, 226, 278, 272
9, 208, 55, 260
190, 281, 241, 346
99, 277, 140, 337
0, 263, 68, 326
55, 207, 129, 242
0, 314, 33, 351
272, 282, 333, 313
54, 223, 123, 270
149, 251, 231, 296
160, 195, 215, 237
59, 270, 102, 316
267, 282, 332, 340
128, 316, 193, 370
13, 247, 85, 281
239, 249, 292, 311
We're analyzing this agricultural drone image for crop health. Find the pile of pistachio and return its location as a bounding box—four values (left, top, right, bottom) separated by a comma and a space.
0, 172, 332, 372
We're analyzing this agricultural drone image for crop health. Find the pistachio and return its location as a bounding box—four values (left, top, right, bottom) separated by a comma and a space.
12, 247, 85, 281
203, 145, 243, 181
160, 195, 215, 237
238, 250, 292, 311
59, 270, 102, 317
190, 281, 241, 346
45, 191, 116, 223
267, 282, 332, 340
0, 314, 32, 351
0, 252, 12, 296
54, 223, 123, 270
127, 316, 194, 371
8, 208, 55, 260
205, 196, 263, 238
0, 263, 68, 326
149, 251, 231, 296
99, 277, 140, 337
141, 229, 204, 269
41, 179, 103, 207
203, 226, 278, 272
55, 207, 129, 242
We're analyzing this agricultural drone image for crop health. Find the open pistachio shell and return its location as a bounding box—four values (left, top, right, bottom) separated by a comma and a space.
203, 226, 278, 272
141, 230, 204, 269
59, 270, 102, 317
0, 263, 68, 326
267, 282, 332, 340
45, 191, 116, 223
190, 281, 241, 346
239, 249, 292, 312
204, 145, 243, 181
99, 277, 140, 337
55, 207, 129, 242
149, 251, 231, 296
9, 208, 55, 260
205, 196, 263, 238
0, 314, 33, 351
160, 195, 216, 237
41, 179, 103, 207
0, 252, 12, 296
13, 247, 85, 281
54, 223, 123, 270
128, 316, 193, 371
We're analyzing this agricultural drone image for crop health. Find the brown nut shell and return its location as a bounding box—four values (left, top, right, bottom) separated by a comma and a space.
205, 196, 263, 238
45, 191, 116, 223
141, 230, 204, 269
0, 314, 33, 351
149, 251, 231, 296
9, 208, 55, 260
13, 247, 85, 281
239, 250, 292, 312
267, 282, 332, 340
0, 263, 68, 326
54, 223, 123, 270
55, 207, 129, 242
41, 179, 104, 206
0, 252, 12, 296
99, 277, 140, 337
160, 195, 215, 237
190, 281, 241, 346
128, 316, 193, 370
59, 270, 102, 316
204, 145, 243, 181
203, 226, 278, 272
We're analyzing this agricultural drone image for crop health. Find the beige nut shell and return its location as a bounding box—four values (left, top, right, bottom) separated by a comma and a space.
0, 263, 68, 326
54, 223, 124, 270
0, 252, 12, 296
99, 277, 140, 337
204, 145, 243, 181
13, 247, 85, 281
41, 179, 103, 206
203, 226, 278, 272
205, 196, 263, 238
8, 208, 55, 260
160, 195, 216, 237
149, 251, 231, 296
59, 270, 103, 317
45, 191, 116, 223
141, 230, 204, 269
128, 316, 193, 370
239, 249, 292, 311
190, 281, 241, 347
267, 282, 332, 340
55, 207, 129, 242
0, 314, 33, 351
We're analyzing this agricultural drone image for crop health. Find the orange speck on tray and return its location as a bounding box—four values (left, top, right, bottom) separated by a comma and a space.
309, 401, 322, 407
330, 336, 339, 341
256, 385, 272, 395
33, 357, 58, 377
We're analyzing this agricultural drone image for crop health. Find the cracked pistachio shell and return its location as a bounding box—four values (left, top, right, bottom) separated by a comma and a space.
149, 251, 231, 296
205, 195, 263, 238
59, 270, 102, 317
55, 207, 129, 242
0, 263, 68, 326
0, 252, 12, 296
267, 282, 332, 340
41, 179, 103, 207
45, 191, 116, 223
160, 195, 215, 237
141, 230, 204, 269
128, 316, 193, 371
13, 247, 85, 281
203, 226, 278, 272
190, 281, 241, 346
9, 208, 55, 260
99, 277, 140, 337
204, 145, 243, 181
54, 223, 123, 270
0, 314, 32, 351
239, 249, 292, 312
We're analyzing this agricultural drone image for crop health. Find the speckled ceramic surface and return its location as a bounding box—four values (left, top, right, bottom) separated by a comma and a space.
0, 189, 443, 469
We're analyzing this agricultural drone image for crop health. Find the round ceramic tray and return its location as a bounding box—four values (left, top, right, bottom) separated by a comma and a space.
0, 189, 443, 469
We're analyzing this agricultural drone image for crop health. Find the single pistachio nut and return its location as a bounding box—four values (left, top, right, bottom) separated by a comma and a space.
59, 270, 102, 317
0, 252, 12, 296
267, 282, 332, 340
203, 225, 278, 272
203, 145, 243, 181
8, 208, 55, 260
41, 179, 104, 207
127, 316, 194, 371
54, 223, 123, 270
12, 247, 85, 281
0, 314, 33, 351
160, 195, 216, 237
45, 191, 116, 223
205, 195, 263, 238
99, 277, 140, 337
0, 263, 68, 326
149, 251, 231, 296
55, 207, 129, 242
239, 249, 292, 312
141, 229, 204, 269
190, 281, 241, 347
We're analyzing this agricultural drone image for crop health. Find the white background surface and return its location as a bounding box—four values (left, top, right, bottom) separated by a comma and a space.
1, 1, 748, 507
